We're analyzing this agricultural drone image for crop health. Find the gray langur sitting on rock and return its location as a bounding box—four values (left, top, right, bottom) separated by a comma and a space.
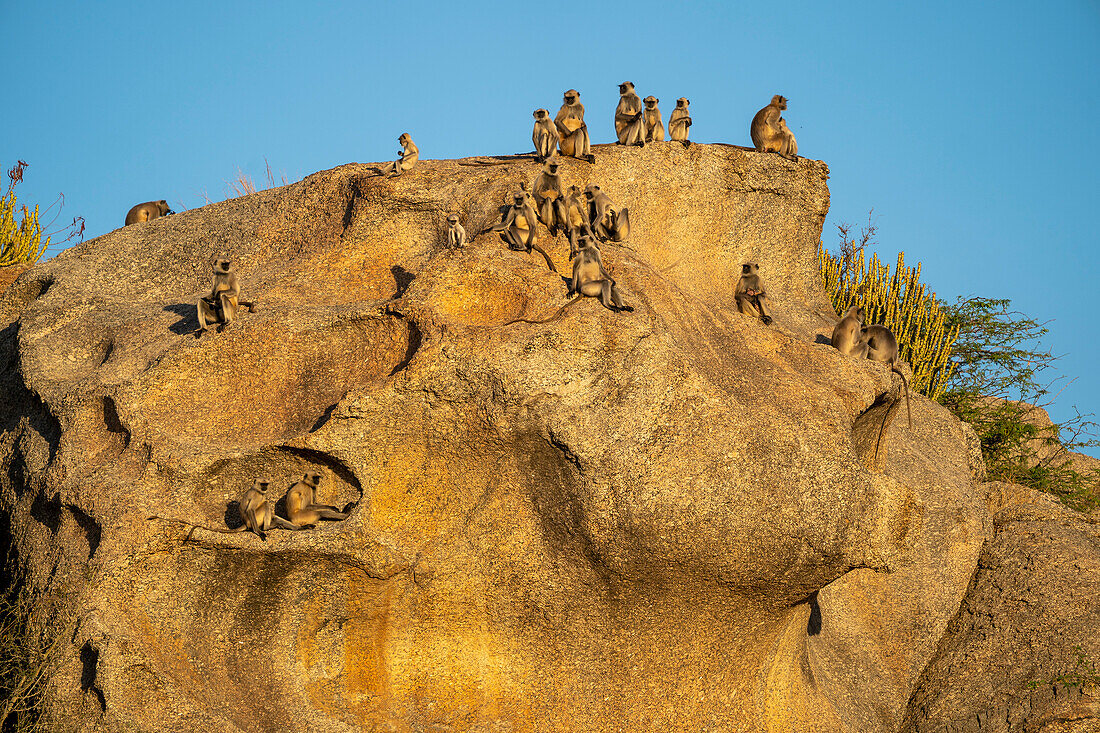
446, 214, 466, 248
735, 263, 773, 325
532, 108, 560, 162
197, 258, 257, 335
584, 184, 631, 243
555, 89, 595, 163
669, 98, 692, 145
379, 133, 419, 176
532, 158, 569, 237
615, 81, 646, 146
488, 190, 558, 272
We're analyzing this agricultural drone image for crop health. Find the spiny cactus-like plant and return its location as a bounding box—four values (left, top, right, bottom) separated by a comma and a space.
818, 244, 958, 401
0, 161, 49, 267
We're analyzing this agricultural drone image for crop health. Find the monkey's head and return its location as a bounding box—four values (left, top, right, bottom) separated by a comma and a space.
677, 98, 689, 108
619, 82, 634, 94
741, 263, 759, 275
563, 89, 579, 103
513, 191, 526, 205
584, 184, 600, 200
254, 478, 271, 495
569, 185, 580, 195
304, 471, 322, 487
545, 160, 560, 173
644, 96, 658, 108
214, 259, 232, 273
771, 95, 788, 110
846, 305, 865, 321
533, 108, 548, 120
157, 200, 175, 216
446, 214, 459, 226
398, 133, 411, 145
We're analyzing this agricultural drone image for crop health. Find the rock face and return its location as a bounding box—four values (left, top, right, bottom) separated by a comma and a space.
0, 143, 1094, 732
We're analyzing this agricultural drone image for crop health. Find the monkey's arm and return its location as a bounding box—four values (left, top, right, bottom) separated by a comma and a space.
269, 515, 304, 531
490, 208, 516, 231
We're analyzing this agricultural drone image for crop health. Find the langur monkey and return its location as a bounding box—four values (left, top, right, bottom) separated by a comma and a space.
380, 133, 419, 176
125, 200, 174, 226
584, 184, 631, 243
532, 108, 560, 162
831, 308, 913, 461
490, 191, 558, 272
734, 263, 773, 325
643, 96, 666, 142
777, 118, 798, 158
750, 95, 798, 161
571, 236, 632, 311
860, 324, 912, 429
563, 184, 594, 256
555, 89, 595, 163
831, 305, 865, 356
148, 478, 299, 542
669, 98, 692, 145
532, 159, 569, 236
615, 82, 646, 146
197, 259, 257, 335
284, 471, 351, 527
446, 214, 466, 248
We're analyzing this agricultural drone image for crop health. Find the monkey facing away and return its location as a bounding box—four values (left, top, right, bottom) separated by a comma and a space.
380, 133, 419, 176
564, 184, 595, 256
831, 305, 865, 356
669, 98, 692, 145
734, 263, 773, 325
643, 96, 666, 142
585, 184, 631, 243
148, 478, 299, 542
750, 95, 797, 161
490, 191, 558, 272
197, 259, 257, 335
125, 200, 174, 226
555, 89, 595, 163
446, 214, 466, 248
284, 471, 350, 527
615, 82, 646, 146
532, 108, 560, 162
532, 159, 569, 236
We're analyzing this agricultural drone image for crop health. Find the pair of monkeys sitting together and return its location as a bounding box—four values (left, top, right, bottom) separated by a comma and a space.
150, 471, 352, 542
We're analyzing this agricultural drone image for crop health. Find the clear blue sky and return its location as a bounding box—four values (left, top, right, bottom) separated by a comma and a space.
6, 1, 1099, 450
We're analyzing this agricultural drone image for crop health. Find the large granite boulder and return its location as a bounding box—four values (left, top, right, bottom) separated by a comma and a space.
0, 143, 1092, 731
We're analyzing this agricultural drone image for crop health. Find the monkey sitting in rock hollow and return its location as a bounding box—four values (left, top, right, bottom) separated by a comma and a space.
735, 263, 773, 325
196, 259, 257, 335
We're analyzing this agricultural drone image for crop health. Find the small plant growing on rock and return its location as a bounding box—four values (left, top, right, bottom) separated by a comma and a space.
1, 161, 84, 268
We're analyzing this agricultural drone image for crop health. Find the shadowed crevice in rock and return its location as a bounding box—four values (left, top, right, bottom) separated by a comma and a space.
807, 591, 822, 636
388, 318, 421, 376
69, 505, 102, 561
31, 490, 61, 533
79, 641, 107, 710
101, 396, 130, 449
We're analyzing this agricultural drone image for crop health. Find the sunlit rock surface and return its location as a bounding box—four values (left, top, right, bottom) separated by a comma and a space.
2, 143, 1093, 732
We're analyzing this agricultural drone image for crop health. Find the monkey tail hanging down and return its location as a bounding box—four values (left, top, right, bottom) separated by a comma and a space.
860, 324, 913, 464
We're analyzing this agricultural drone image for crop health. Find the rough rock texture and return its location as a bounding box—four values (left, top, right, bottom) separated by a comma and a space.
901, 483, 1100, 732
0, 143, 1093, 732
